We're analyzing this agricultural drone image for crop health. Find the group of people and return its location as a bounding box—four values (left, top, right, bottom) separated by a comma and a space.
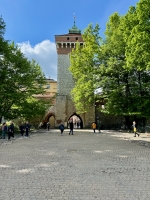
59, 119, 102, 135
1, 121, 15, 140
19, 121, 30, 137
58, 119, 74, 135
1, 119, 139, 139
59, 120, 101, 135
0, 121, 30, 141
92, 120, 140, 137
73, 119, 81, 129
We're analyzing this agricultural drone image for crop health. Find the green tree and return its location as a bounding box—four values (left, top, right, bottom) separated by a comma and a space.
98, 7, 150, 127
70, 24, 101, 114
17, 96, 54, 123
124, 0, 150, 125
126, 0, 150, 71
97, 13, 127, 114
69, 0, 150, 129
0, 16, 47, 122
0, 15, 5, 38
0, 15, 6, 48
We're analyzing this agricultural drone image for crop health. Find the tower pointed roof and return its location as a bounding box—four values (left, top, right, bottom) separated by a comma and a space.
68, 14, 81, 34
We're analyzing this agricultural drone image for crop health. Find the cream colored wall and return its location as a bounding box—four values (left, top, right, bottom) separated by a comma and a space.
44, 80, 57, 95
49, 116, 55, 128
35, 80, 57, 99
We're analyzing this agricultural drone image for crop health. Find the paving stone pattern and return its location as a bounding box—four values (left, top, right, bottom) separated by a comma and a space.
0, 130, 150, 200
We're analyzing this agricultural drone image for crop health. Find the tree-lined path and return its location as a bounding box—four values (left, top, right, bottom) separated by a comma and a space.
0, 130, 150, 200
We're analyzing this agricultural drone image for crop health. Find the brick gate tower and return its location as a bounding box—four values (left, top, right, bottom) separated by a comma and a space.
55, 20, 95, 128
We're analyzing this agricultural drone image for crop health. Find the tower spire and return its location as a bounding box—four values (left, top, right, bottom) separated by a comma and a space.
68, 13, 81, 34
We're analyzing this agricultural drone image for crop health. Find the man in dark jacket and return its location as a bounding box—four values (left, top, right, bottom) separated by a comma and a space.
19, 122, 25, 137
47, 122, 50, 131
69, 119, 74, 135
59, 123, 65, 135
25, 121, 30, 137
8, 121, 15, 140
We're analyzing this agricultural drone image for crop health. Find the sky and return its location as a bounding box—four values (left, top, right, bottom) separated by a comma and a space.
0, 0, 139, 80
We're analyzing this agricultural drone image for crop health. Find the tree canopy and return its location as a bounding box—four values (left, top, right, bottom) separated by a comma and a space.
70, 0, 150, 126
0, 16, 50, 122
70, 24, 101, 114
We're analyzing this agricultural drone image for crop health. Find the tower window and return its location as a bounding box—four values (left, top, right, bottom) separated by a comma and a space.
67, 37, 70, 40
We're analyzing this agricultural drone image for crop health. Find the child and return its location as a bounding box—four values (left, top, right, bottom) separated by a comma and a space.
59, 123, 65, 135
92, 122, 97, 133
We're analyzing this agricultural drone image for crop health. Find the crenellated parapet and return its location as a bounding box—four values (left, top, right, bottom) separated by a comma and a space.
55, 34, 83, 54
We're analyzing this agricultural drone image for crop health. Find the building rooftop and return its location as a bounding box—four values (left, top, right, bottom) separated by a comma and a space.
45, 78, 57, 83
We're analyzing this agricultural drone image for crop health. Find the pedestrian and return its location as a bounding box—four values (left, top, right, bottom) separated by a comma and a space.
69, 119, 74, 135
19, 122, 25, 137
133, 121, 139, 137
97, 120, 101, 133
59, 123, 65, 135
47, 122, 50, 131
1, 122, 7, 139
92, 122, 97, 133
8, 121, 15, 141
25, 121, 30, 137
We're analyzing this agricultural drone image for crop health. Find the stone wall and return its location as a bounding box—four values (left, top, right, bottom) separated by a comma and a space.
57, 54, 74, 95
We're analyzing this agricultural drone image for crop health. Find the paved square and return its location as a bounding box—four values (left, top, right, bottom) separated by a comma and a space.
0, 130, 150, 200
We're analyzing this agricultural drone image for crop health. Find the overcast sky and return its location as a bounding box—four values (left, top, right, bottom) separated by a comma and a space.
0, 0, 139, 80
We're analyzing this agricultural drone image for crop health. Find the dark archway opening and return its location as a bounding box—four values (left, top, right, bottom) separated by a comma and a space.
68, 113, 83, 129
43, 113, 55, 129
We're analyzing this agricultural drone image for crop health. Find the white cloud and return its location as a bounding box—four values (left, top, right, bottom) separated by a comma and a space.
17, 40, 57, 80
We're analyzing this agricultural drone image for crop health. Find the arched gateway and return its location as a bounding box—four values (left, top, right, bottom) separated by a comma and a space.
54, 21, 95, 128
68, 113, 83, 129
44, 113, 55, 128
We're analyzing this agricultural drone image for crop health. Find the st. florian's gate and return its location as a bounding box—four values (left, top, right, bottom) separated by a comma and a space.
43, 23, 95, 129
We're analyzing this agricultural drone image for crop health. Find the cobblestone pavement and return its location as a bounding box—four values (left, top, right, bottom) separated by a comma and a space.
0, 129, 150, 200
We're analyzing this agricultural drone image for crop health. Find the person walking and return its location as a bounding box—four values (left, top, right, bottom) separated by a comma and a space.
92, 122, 97, 133
25, 121, 30, 137
1, 122, 7, 139
97, 120, 101, 133
69, 119, 74, 135
19, 122, 25, 137
59, 123, 65, 135
47, 122, 50, 131
8, 121, 15, 141
133, 121, 139, 137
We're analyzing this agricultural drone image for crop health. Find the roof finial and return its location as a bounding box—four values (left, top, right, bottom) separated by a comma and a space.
73, 12, 76, 26
68, 13, 81, 34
